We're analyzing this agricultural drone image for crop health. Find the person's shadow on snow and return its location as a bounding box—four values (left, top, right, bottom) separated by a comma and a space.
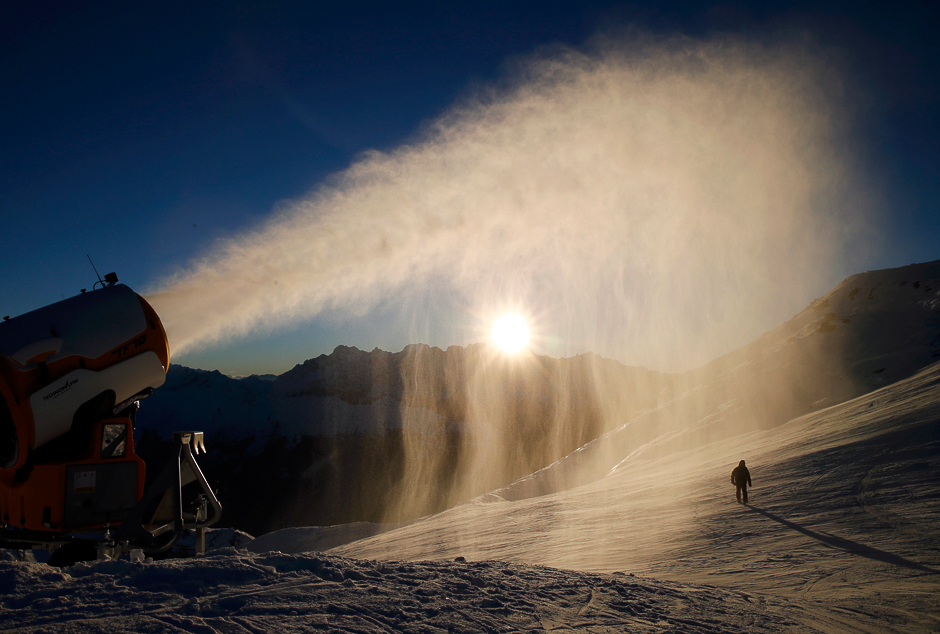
746, 505, 937, 574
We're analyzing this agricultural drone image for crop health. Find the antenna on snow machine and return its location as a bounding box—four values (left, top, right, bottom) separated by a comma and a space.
88, 254, 104, 287
87, 254, 118, 289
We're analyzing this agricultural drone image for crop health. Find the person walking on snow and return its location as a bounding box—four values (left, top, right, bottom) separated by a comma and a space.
731, 460, 752, 504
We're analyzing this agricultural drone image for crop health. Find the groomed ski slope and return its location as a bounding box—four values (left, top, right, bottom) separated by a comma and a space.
1, 366, 937, 632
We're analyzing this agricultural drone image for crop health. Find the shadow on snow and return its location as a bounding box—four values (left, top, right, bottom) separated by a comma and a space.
747, 505, 937, 574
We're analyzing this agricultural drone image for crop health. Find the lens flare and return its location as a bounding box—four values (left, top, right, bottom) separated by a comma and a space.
492, 313, 529, 353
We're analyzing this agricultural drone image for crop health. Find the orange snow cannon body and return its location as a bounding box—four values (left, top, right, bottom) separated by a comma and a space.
0, 280, 220, 560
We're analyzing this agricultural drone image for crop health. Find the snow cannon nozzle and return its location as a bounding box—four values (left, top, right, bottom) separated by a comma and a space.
0, 283, 218, 561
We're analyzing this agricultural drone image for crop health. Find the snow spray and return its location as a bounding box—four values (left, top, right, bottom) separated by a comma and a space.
146, 34, 873, 521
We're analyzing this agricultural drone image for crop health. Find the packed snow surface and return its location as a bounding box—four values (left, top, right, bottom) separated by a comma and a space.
1, 550, 811, 633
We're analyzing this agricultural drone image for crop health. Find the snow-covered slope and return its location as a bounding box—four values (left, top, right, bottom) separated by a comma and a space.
329, 359, 940, 632
465, 258, 940, 502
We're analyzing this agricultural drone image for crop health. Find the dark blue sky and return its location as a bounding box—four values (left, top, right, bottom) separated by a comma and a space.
2, 1, 938, 374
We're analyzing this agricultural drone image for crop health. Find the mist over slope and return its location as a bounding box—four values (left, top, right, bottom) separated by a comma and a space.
145, 344, 665, 439
329, 313, 940, 632
483, 258, 940, 500
138, 344, 667, 533
138, 259, 939, 539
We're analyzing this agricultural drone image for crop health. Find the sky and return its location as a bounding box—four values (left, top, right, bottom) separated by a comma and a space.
1, 0, 938, 376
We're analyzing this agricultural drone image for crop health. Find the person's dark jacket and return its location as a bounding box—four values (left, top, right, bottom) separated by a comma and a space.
731, 464, 751, 487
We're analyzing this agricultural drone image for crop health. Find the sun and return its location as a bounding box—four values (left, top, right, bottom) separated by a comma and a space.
492, 313, 529, 353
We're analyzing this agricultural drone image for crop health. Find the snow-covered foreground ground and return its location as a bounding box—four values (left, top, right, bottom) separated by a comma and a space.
1, 549, 811, 633
2, 363, 938, 632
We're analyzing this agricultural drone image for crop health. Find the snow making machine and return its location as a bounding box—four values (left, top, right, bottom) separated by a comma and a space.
0, 275, 221, 564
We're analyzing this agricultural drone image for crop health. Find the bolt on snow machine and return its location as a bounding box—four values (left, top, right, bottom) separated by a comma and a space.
0, 275, 220, 564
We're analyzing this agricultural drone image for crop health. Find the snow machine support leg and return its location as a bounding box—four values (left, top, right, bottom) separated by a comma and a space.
177, 432, 221, 555
116, 431, 221, 554
116, 446, 183, 552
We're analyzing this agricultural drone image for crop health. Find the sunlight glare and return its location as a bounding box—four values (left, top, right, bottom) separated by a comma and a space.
492, 313, 529, 353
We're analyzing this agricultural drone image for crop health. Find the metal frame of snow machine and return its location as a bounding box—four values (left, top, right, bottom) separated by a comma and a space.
0, 279, 221, 565
0, 428, 222, 565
